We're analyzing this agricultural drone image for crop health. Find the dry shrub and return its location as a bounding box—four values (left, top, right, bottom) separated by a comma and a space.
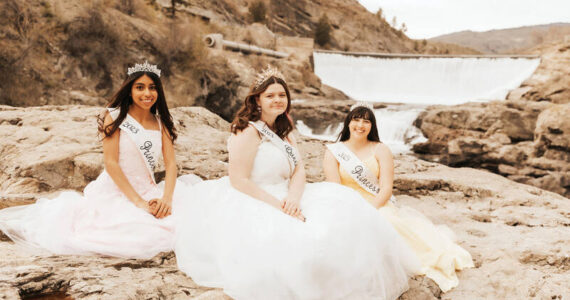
314, 14, 331, 46
1, 0, 36, 42
114, 0, 158, 21
155, 21, 208, 77
116, 0, 135, 15
63, 9, 123, 91
249, 1, 266, 23
0, 0, 43, 105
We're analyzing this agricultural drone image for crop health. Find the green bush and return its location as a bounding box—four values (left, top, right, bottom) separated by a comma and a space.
314, 14, 331, 46
249, 1, 266, 23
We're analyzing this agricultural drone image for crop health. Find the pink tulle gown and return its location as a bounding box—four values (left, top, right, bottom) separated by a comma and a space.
0, 128, 197, 259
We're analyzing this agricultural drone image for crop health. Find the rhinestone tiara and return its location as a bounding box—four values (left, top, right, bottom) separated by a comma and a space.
127, 61, 161, 77
254, 65, 285, 89
350, 101, 374, 111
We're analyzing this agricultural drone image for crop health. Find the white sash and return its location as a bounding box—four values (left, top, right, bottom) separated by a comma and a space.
107, 108, 158, 184
327, 143, 382, 196
249, 121, 300, 173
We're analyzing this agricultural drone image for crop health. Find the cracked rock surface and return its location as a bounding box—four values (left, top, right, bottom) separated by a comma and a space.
1, 105, 569, 299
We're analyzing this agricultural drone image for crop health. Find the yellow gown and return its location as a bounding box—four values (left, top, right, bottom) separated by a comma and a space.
339, 155, 474, 292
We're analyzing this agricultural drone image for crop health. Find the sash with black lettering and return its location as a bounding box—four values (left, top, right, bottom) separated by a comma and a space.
249, 121, 299, 174
107, 108, 158, 184
327, 142, 382, 197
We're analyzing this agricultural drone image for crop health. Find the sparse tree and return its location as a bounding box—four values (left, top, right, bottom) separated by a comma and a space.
249, 1, 266, 23
391, 16, 397, 28
375, 8, 383, 20
314, 14, 332, 46
400, 22, 407, 33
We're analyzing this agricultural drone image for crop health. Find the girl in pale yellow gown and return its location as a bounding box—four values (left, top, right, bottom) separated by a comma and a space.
323, 103, 474, 292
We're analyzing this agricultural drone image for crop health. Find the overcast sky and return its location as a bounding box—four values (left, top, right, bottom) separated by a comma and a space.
358, 0, 570, 39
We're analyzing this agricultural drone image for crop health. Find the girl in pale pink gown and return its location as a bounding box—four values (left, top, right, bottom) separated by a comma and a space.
0, 62, 198, 259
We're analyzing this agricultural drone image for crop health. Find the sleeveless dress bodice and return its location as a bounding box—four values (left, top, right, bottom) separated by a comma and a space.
91, 129, 161, 198
250, 140, 291, 190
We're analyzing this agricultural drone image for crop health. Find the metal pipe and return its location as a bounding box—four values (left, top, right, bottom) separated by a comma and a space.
204, 34, 289, 58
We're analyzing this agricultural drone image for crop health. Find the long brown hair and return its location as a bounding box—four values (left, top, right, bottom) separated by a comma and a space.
337, 106, 380, 142
97, 71, 177, 141
231, 76, 293, 139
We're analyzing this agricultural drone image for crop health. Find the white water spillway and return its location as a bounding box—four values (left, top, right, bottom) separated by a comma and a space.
313, 51, 541, 105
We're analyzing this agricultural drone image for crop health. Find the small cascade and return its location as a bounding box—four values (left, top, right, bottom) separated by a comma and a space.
373, 105, 427, 153
295, 105, 427, 153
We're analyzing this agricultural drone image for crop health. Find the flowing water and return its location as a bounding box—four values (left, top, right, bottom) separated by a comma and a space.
296, 52, 540, 152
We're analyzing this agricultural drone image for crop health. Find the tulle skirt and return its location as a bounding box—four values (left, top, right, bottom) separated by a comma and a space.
174, 178, 420, 300
378, 201, 474, 292
0, 172, 200, 259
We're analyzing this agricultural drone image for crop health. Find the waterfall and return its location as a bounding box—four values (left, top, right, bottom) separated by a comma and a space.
297, 52, 541, 152
313, 52, 540, 105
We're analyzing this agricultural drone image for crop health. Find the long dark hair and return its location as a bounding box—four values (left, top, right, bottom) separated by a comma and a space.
231, 76, 293, 139
98, 71, 177, 141
337, 106, 380, 142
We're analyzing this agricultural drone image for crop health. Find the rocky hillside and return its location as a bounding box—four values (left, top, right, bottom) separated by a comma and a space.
1, 105, 569, 299
0, 0, 477, 121
413, 40, 570, 198
430, 23, 570, 54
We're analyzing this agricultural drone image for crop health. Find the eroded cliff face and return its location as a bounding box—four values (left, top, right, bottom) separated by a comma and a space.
1, 105, 569, 299
0, 0, 478, 120
413, 41, 570, 198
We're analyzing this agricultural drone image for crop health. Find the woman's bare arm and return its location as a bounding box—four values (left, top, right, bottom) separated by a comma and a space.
102, 113, 149, 211
323, 148, 341, 183
228, 126, 282, 209
372, 143, 394, 208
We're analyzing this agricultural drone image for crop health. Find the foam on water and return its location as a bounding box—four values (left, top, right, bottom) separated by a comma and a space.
295, 105, 427, 153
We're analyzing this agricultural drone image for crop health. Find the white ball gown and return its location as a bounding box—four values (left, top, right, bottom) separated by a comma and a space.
174, 138, 420, 300
0, 129, 197, 259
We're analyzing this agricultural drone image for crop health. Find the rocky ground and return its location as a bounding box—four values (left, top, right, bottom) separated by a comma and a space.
1, 105, 569, 299
413, 41, 570, 198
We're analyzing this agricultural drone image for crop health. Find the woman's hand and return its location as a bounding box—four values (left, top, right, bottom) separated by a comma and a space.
134, 199, 152, 213
282, 196, 305, 222
149, 197, 172, 219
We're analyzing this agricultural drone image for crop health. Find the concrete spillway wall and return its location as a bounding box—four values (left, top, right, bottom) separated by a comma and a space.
313, 51, 541, 105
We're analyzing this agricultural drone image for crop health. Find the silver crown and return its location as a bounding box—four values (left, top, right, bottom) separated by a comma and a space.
127, 61, 161, 77
350, 101, 374, 111
254, 65, 285, 89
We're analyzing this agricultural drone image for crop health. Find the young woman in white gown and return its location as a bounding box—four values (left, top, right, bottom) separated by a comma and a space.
323, 103, 474, 292
0, 62, 196, 259
174, 66, 420, 300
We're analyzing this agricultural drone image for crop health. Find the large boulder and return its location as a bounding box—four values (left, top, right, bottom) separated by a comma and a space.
535, 103, 570, 153
508, 41, 570, 104
413, 100, 570, 198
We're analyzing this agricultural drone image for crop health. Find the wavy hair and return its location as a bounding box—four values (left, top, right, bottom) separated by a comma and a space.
97, 71, 177, 141
337, 106, 380, 142
230, 76, 293, 139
